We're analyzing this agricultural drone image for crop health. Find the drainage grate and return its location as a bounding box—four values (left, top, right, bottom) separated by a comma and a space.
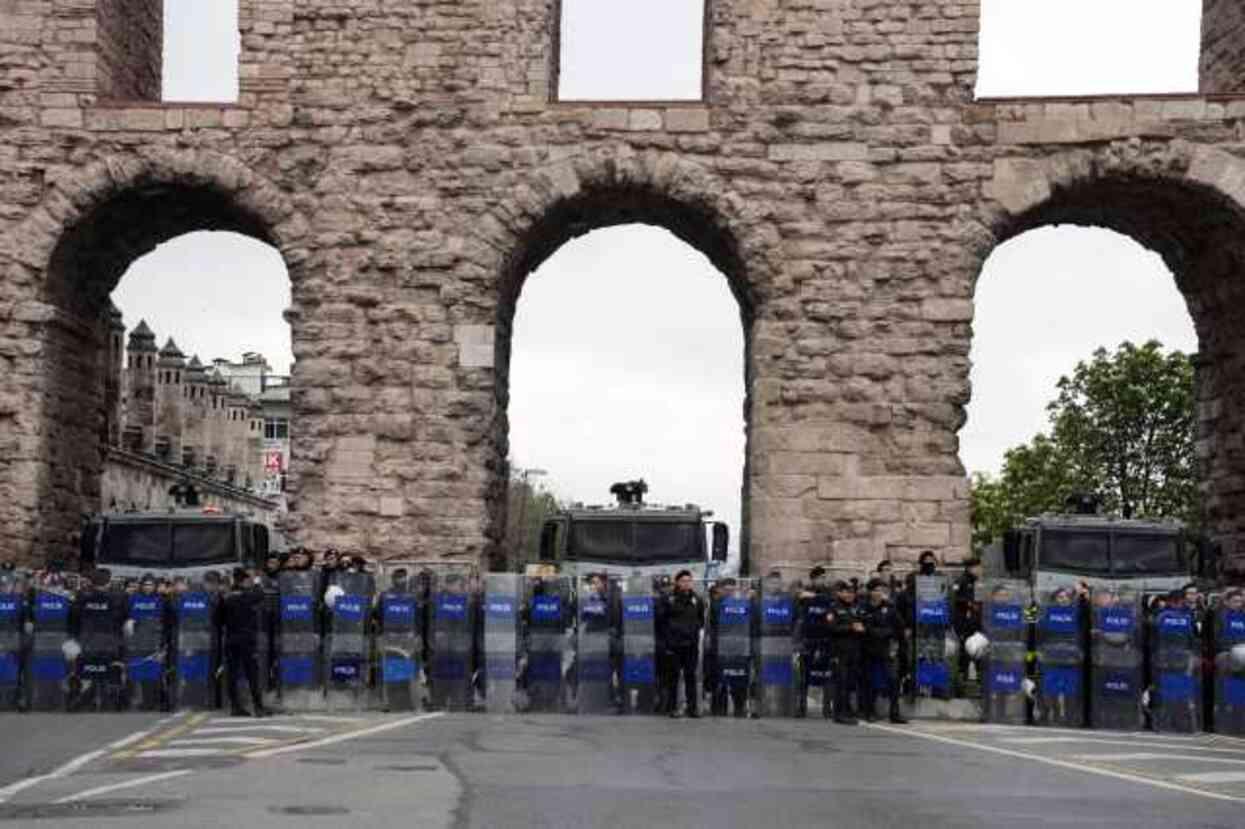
296, 757, 348, 766
374, 764, 439, 772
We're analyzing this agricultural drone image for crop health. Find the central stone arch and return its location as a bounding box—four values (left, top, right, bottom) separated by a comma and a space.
475, 152, 765, 572
978, 141, 1245, 565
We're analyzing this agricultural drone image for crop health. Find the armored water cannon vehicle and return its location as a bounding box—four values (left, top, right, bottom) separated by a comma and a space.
534, 479, 730, 580
986, 493, 1211, 596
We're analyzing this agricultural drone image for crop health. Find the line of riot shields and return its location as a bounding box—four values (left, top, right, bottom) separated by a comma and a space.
959, 577, 1245, 736
3, 565, 1244, 734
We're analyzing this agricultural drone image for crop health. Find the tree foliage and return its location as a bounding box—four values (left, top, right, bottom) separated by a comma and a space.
971, 341, 1198, 549
503, 471, 562, 569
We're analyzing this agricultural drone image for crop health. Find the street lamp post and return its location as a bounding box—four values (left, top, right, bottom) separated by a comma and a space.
513, 467, 547, 572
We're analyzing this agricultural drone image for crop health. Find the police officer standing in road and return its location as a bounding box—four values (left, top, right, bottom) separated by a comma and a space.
659, 570, 704, 719
827, 580, 865, 724
221, 568, 270, 718
796, 566, 834, 718
861, 578, 909, 724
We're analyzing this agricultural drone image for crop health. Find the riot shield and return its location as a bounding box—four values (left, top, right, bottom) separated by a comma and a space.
278, 570, 323, 711
427, 569, 476, 711
981, 579, 1029, 725
1213, 593, 1245, 736
29, 590, 71, 711
377, 574, 424, 713
480, 574, 520, 714
75, 588, 125, 711
796, 587, 834, 718
125, 592, 168, 712
620, 575, 657, 715
575, 574, 618, 714
710, 580, 755, 718
1035, 583, 1085, 727
758, 579, 797, 718
1150, 605, 1202, 733
913, 575, 953, 700
1089, 585, 1144, 731
524, 575, 571, 713
0, 580, 25, 711
172, 588, 218, 710
326, 571, 374, 712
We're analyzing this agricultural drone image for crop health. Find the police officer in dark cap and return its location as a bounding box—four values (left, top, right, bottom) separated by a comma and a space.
796, 566, 834, 718
827, 579, 865, 724
861, 578, 908, 724
221, 567, 270, 717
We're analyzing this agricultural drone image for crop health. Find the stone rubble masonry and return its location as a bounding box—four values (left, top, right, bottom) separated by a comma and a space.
2, 2, 1245, 577
1202, 0, 1245, 93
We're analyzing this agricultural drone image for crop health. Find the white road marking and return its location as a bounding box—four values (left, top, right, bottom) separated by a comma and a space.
169, 737, 280, 747
866, 723, 1245, 804
294, 714, 365, 724
0, 715, 184, 805
196, 725, 325, 735
943, 724, 1207, 742
54, 769, 192, 804
137, 748, 228, 758
998, 736, 1245, 756
1071, 752, 1245, 765
1177, 771, 1245, 784
246, 712, 444, 759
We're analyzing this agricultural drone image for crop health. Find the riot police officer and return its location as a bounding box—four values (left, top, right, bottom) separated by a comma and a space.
827, 580, 865, 724
658, 569, 704, 718
71, 569, 126, 711
796, 566, 834, 718
862, 578, 908, 724
221, 568, 270, 717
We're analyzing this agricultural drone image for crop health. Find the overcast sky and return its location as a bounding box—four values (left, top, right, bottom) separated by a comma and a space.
116, 1, 1204, 553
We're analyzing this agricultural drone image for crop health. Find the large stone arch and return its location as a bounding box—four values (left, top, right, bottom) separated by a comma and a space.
470, 152, 766, 572
977, 141, 1245, 564
0, 149, 308, 562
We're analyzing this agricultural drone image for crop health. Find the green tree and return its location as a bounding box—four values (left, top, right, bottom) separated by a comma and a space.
971, 341, 1198, 549
504, 472, 562, 570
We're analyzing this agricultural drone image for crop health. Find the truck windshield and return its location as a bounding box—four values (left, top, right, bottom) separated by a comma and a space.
569, 520, 701, 564
100, 520, 236, 567
1040, 529, 1110, 573
1111, 532, 1181, 575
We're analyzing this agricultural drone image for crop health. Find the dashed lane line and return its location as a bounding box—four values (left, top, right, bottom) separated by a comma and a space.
865, 722, 1245, 805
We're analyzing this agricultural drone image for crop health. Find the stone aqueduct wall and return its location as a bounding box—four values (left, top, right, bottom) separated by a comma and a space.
2, 2, 1245, 574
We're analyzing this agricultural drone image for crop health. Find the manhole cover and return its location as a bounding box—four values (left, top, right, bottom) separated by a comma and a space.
375, 764, 438, 772
296, 758, 347, 766
269, 806, 351, 816
0, 800, 180, 821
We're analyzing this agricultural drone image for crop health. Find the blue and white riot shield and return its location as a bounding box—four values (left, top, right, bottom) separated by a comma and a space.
326, 571, 374, 712
1035, 583, 1085, 727
1089, 586, 1144, 731
377, 573, 424, 713
1150, 605, 1202, 733
759, 578, 797, 718
1213, 593, 1245, 736
481, 574, 520, 714
620, 575, 657, 715
981, 579, 1029, 725
575, 574, 617, 714
278, 570, 323, 711
172, 588, 218, 710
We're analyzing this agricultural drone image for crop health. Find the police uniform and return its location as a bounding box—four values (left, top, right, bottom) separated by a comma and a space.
861, 589, 908, 723
827, 583, 864, 724
658, 584, 704, 717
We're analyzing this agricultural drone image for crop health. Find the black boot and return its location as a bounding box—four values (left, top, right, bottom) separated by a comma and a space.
889, 700, 908, 724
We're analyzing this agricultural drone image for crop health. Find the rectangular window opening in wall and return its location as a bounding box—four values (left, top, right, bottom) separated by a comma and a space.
556, 0, 706, 102
976, 0, 1200, 97
162, 0, 240, 102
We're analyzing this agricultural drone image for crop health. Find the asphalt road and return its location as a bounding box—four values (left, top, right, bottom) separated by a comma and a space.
1, 713, 1243, 827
